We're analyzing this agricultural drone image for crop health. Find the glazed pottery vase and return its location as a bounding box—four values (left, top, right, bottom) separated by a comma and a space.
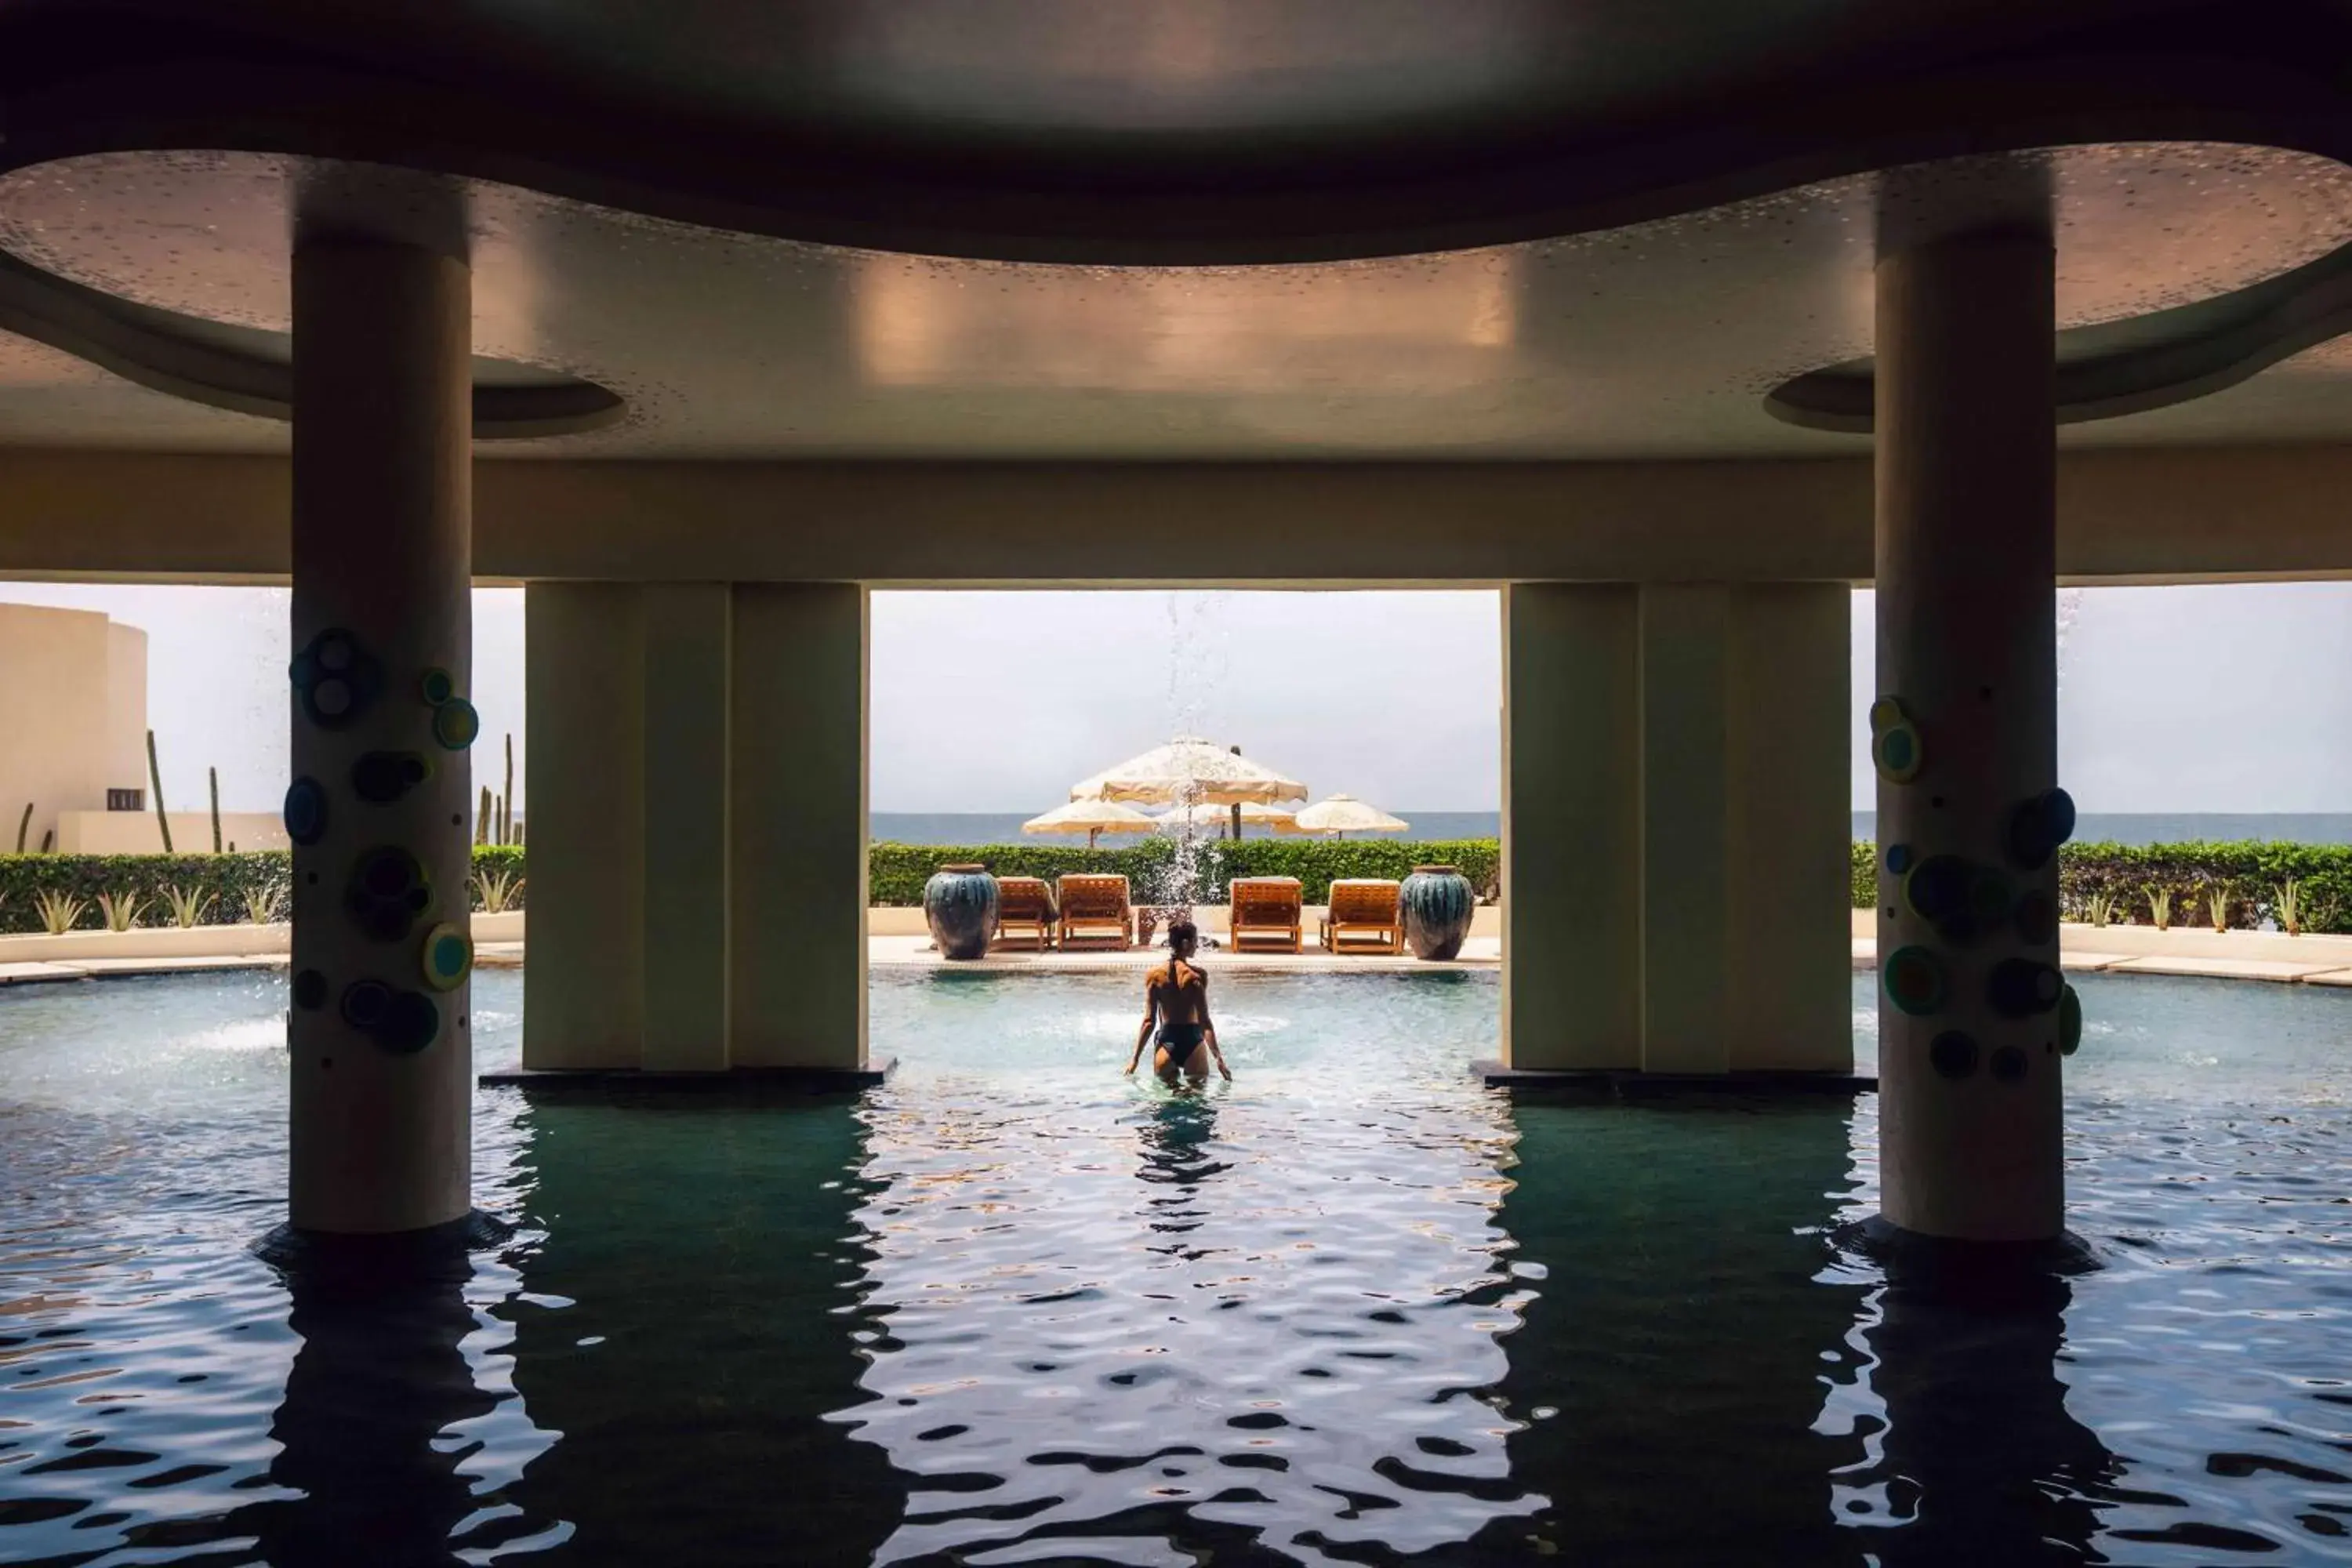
924, 863, 999, 960
1399, 864, 1475, 960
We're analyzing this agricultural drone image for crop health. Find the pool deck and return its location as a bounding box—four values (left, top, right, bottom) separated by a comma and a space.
9, 919, 2352, 988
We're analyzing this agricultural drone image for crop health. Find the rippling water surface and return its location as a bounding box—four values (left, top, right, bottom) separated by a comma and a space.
2, 967, 2348, 1565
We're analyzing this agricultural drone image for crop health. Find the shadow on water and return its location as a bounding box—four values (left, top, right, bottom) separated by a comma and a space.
496, 1094, 906, 1568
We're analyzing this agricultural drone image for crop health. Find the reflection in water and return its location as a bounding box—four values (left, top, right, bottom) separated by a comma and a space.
1486, 1098, 1864, 1561
1835, 1269, 2121, 1566
500, 1098, 905, 1568
227, 1273, 496, 1567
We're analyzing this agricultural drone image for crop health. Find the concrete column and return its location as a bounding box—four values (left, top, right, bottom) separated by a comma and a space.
728, 583, 869, 1069
522, 583, 646, 1070
1874, 224, 2066, 1243
1502, 581, 1850, 1076
285, 239, 474, 1237
1502, 583, 1641, 1070
640, 583, 732, 1070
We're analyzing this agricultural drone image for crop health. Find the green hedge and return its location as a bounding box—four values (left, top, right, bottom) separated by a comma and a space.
1849, 839, 2352, 933
0, 846, 528, 934
869, 839, 1503, 907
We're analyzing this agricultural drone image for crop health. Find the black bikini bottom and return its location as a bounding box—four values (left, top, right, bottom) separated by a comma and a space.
1156, 1024, 1204, 1066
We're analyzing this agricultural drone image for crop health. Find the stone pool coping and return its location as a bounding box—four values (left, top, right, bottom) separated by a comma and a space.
1849, 917, 2352, 987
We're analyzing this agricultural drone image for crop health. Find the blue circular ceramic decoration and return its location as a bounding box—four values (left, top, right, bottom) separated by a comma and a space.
351, 751, 432, 804
1929, 1030, 1978, 1080
1872, 721, 1924, 783
431, 697, 481, 750
1883, 843, 1914, 877
314, 633, 355, 674
347, 846, 431, 942
2059, 984, 2084, 1054
420, 922, 472, 991
283, 777, 328, 845
291, 968, 328, 1010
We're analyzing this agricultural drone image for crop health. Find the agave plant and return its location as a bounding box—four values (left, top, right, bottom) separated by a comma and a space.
2085, 890, 2115, 929
2144, 884, 2174, 931
162, 883, 215, 929
473, 866, 525, 914
2205, 881, 2233, 933
96, 890, 144, 932
2277, 878, 2303, 937
34, 889, 85, 935
241, 883, 285, 924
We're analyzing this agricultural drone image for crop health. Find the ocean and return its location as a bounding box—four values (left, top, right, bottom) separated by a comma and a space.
870, 811, 2352, 845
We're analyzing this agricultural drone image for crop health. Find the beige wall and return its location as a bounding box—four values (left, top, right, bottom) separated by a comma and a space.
103, 622, 147, 794
0, 601, 116, 850
55, 809, 289, 853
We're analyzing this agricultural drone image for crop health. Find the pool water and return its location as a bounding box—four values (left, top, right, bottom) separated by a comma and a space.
1, 967, 2347, 1565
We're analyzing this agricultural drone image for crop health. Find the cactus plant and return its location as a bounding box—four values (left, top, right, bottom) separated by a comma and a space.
97, 890, 144, 932
34, 889, 85, 935
13, 801, 29, 854
146, 729, 172, 853
476, 786, 493, 845
209, 766, 223, 854
503, 732, 515, 845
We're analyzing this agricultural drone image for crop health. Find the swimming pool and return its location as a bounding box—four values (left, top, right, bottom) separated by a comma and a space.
2, 967, 2347, 1563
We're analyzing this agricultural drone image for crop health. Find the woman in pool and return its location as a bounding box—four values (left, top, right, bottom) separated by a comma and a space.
1124, 918, 1232, 1085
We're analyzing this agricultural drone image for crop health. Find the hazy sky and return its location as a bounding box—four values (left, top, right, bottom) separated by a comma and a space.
2, 582, 2347, 816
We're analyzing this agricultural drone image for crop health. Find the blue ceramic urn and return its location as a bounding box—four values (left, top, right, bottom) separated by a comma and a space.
1399, 864, 1475, 960
924, 863, 999, 960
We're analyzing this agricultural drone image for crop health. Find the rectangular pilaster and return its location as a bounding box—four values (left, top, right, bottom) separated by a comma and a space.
1502, 580, 1850, 1076
523, 583, 646, 1069
1502, 583, 1642, 1069
1727, 583, 1854, 1070
640, 583, 732, 1070
728, 584, 869, 1069
1639, 585, 1732, 1073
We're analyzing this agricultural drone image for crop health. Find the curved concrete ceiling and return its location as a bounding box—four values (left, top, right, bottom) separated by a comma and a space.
8, 0, 2352, 263
5, 145, 2352, 460
5, 6, 2352, 459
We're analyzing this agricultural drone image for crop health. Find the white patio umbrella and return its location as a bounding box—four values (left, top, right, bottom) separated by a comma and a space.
1070, 738, 1307, 807
1151, 800, 1309, 840
1293, 793, 1410, 840
1022, 798, 1159, 850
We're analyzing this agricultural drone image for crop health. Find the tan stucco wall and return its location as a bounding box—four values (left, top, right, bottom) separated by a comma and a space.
6, 447, 2352, 586
0, 601, 114, 850
103, 622, 147, 793
55, 809, 289, 853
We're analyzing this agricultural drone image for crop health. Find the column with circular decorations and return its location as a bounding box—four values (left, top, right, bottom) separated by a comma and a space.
276, 235, 480, 1250
1872, 205, 2082, 1250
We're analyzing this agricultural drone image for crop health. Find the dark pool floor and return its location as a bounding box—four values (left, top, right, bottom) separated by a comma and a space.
2, 968, 2348, 1566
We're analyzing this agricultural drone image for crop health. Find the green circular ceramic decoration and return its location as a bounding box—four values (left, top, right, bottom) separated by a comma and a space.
420, 921, 472, 991
419, 667, 456, 706
1868, 696, 1907, 734
2059, 983, 2083, 1055
431, 697, 481, 750
314, 633, 355, 674
1883, 945, 1948, 1015
376, 990, 440, 1054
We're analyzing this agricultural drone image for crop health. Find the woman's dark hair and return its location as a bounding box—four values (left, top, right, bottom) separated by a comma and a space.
1166, 918, 1200, 949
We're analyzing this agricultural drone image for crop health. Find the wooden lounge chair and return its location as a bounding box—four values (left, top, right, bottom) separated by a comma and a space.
1056, 873, 1134, 950
1228, 877, 1304, 954
994, 876, 1057, 950
1319, 878, 1403, 955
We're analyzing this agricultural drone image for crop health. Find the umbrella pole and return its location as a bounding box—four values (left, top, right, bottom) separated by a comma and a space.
1230, 802, 1242, 842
